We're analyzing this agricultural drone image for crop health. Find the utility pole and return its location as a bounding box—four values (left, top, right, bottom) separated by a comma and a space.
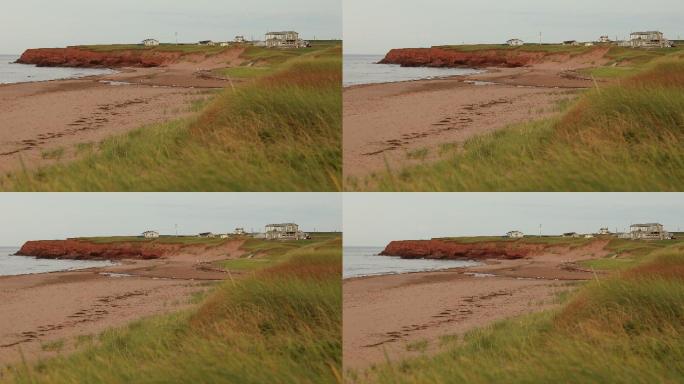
175, 224, 178, 236
175, 32, 178, 44
539, 32, 542, 45
539, 224, 542, 237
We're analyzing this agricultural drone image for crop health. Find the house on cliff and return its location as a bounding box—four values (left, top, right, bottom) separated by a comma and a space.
629, 31, 672, 48
265, 31, 309, 49
198, 232, 216, 238
142, 231, 159, 238
563, 40, 580, 46
563, 232, 580, 238
142, 39, 159, 47
506, 39, 524, 47
234, 228, 246, 235
630, 223, 671, 240
506, 230, 524, 238
265, 223, 309, 240
198, 40, 216, 46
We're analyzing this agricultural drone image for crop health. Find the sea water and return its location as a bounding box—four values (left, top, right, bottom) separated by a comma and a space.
343, 54, 482, 87
0, 55, 114, 85
0, 246, 115, 276
343, 246, 481, 279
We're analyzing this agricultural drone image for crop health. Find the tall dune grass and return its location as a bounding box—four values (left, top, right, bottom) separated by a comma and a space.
1, 47, 341, 191
352, 60, 684, 191
2, 238, 342, 383
350, 244, 684, 383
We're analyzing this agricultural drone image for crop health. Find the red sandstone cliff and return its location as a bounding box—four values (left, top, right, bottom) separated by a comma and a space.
379, 47, 549, 68
16, 239, 188, 260
16, 47, 183, 68
380, 239, 550, 260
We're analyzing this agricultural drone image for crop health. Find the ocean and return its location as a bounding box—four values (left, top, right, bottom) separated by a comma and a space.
343, 54, 482, 87
344, 246, 481, 279
0, 55, 114, 85
0, 246, 115, 277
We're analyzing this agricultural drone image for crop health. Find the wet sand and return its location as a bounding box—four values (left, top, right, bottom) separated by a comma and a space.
0, 49, 243, 173
343, 48, 611, 181
0, 240, 245, 365
343, 240, 609, 371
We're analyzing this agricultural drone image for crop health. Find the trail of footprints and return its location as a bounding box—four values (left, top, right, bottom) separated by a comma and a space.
0, 290, 148, 349
0, 98, 150, 157
362, 289, 513, 348
362, 97, 513, 157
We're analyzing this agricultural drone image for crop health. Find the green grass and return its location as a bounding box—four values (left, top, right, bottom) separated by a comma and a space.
217, 233, 342, 271
215, 66, 275, 79
2, 237, 342, 383
350, 243, 684, 383
351, 60, 684, 191
75, 235, 238, 245
437, 236, 595, 247
1, 45, 342, 191
40, 148, 65, 160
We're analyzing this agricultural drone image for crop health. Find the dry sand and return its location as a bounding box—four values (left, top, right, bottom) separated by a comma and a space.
0, 49, 243, 173
343, 240, 610, 371
343, 49, 611, 180
0, 240, 245, 365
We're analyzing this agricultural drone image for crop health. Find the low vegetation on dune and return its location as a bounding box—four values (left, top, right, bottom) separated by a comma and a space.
352, 56, 684, 191
349, 242, 684, 383
1, 43, 341, 191
2, 237, 342, 384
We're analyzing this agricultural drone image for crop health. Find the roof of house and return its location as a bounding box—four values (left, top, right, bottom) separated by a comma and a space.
631, 223, 662, 227
632, 31, 662, 34
266, 31, 298, 35
266, 223, 298, 227
143, 230, 158, 233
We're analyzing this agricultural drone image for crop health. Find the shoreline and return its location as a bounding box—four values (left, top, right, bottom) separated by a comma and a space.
0, 240, 245, 365
343, 48, 611, 182
343, 240, 609, 371
0, 48, 244, 174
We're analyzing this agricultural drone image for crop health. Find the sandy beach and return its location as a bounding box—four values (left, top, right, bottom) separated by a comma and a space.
343, 240, 609, 371
0, 49, 243, 173
343, 48, 610, 180
0, 240, 245, 365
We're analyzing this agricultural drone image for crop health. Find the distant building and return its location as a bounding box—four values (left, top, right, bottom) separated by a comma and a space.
142, 230, 159, 238
234, 228, 246, 235
265, 223, 308, 240
584, 234, 595, 238
506, 230, 524, 238
219, 234, 229, 239
630, 31, 671, 48
506, 39, 524, 47
198, 40, 216, 46
219, 42, 230, 47
198, 232, 216, 238
142, 39, 160, 47
599, 227, 611, 235
235, 35, 246, 43
584, 42, 594, 46
265, 31, 309, 49
563, 232, 580, 238
630, 223, 671, 240
563, 40, 580, 46
599, 35, 611, 43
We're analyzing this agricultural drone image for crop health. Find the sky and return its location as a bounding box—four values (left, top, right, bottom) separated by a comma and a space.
344, 193, 684, 246
344, 0, 684, 54
0, 193, 341, 246
0, 0, 341, 54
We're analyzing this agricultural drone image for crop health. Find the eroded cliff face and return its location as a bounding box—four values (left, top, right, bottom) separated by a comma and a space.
379, 47, 549, 68
380, 239, 549, 260
16, 239, 185, 260
16, 47, 182, 68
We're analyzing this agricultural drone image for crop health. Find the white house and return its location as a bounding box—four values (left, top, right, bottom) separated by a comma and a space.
599, 227, 610, 235
219, 42, 230, 47
219, 234, 229, 239
599, 35, 611, 43
584, 42, 594, 46
265, 31, 308, 48
584, 234, 595, 238
198, 232, 216, 238
235, 35, 246, 43
142, 39, 159, 47
630, 223, 671, 240
563, 40, 580, 46
198, 40, 216, 46
563, 232, 580, 238
506, 230, 524, 238
630, 31, 671, 48
265, 223, 308, 240
234, 228, 246, 235
506, 39, 524, 47
142, 230, 159, 238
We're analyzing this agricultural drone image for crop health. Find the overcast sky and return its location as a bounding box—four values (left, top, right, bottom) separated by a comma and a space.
0, 0, 341, 54
0, 193, 341, 246
344, 0, 684, 54
344, 193, 684, 246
